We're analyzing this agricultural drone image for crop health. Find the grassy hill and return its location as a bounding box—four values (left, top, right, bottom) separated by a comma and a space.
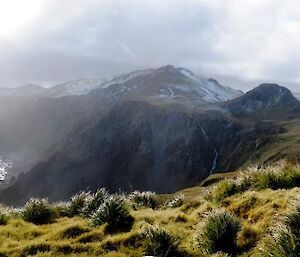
1, 161, 300, 256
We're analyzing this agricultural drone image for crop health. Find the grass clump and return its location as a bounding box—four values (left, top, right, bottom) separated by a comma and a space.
92, 195, 134, 233
237, 225, 260, 251
213, 178, 251, 202
129, 190, 158, 209
20, 243, 51, 257
256, 206, 300, 256
167, 194, 185, 208
213, 180, 238, 202
0, 212, 9, 225
174, 214, 188, 223
82, 188, 109, 217
61, 225, 90, 239
258, 229, 297, 257
143, 226, 179, 257
255, 166, 300, 190
197, 210, 241, 255
286, 206, 300, 247
67, 191, 91, 217
22, 198, 55, 225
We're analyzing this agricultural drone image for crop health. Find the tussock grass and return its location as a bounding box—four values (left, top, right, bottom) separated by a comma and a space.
0, 212, 9, 225
143, 225, 180, 257
22, 198, 55, 225
92, 195, 134, 234
255, 165, 300, 190
166, 194, 185, 208
67, 191, 91, 217
0, 162, 300, 256
196, 210, 241, 255
83, 188, 109, 217
129, 190, 158, 209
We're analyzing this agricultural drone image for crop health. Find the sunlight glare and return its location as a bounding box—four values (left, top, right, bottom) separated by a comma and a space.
0, 0, 43, 38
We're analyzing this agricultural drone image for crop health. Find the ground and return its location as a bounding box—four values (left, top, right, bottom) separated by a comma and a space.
0, 162, 300, 256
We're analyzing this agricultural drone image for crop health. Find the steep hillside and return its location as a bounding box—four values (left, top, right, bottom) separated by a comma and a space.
0, 66, 241, 186
0, 99, 288, 205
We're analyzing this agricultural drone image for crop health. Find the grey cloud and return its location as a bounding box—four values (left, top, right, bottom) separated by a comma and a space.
0, 0, 300, 92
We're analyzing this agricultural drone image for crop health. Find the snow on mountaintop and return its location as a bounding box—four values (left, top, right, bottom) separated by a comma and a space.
0, 84, 45, 97
178, 67, 242, 102
101, 69, 155, 88
98, 65, 242, 103
46, 78, 107, 97
0, 66, 242, 102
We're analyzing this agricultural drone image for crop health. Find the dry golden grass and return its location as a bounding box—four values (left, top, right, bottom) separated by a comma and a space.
1, 162, 300, 256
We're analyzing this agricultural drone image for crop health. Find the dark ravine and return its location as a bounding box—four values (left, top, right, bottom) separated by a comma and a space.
0, 68, 299, 205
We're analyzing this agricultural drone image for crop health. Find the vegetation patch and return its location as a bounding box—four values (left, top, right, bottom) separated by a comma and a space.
20, 243, 51, 257
166, 194, 185, 208
61, 225, 90, 239
66, 191, 91, 217
22, 198, 55, 225
0, 212, 9, 225
143, 225, 180, 257
0, 163, 300, 257
129, 190, 158, 209
83, 188, 109, 217
92, 195, 134, 234
77, 231, 103, 243
255, 165, 300, 190
197, 210, 241, 255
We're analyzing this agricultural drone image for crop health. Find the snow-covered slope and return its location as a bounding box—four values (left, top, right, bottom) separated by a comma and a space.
0, 66, 242, 102
101, 69, 155, 88
178, 67, 242, 102
97, 65, 242, 104
45, 79, 107, 98
0, 84, 45, 97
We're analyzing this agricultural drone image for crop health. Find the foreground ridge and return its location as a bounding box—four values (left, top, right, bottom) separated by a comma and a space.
1, 161, 300, 256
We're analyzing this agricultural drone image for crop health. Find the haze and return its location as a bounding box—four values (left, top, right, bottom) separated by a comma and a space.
0, 0, 299, 92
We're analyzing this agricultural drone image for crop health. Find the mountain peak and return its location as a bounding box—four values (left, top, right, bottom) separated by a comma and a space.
225, 83, 300, 119
157, 64, 176, 71
245, 83, 296, 104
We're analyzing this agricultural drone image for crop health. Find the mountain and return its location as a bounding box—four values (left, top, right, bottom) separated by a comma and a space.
0, 66, 240, 181
0, 84, 45, 97
224, 83, 300, 120
0, 66, 242, 101
0, 67, 299, 205
97, 65, 242, 104
0, 99, 283, 205
45, 79, 107, 98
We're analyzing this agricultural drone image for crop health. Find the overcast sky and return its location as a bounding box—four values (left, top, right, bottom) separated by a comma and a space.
0, 0, 299, 92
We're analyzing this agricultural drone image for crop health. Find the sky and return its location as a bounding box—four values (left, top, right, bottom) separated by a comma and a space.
0, 0, 299, 92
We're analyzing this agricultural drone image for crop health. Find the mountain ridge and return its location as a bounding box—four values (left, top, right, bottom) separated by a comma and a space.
0, 67, 299, 205
0, 66, 242, 101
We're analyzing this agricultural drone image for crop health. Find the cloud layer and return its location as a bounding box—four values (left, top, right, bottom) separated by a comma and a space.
0, 0, 299, 91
